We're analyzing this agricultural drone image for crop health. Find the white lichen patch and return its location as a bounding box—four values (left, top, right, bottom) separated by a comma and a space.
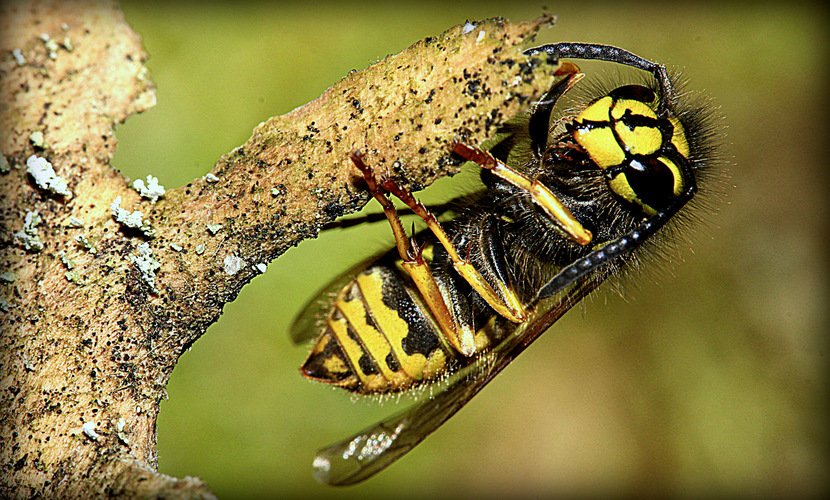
254, 262, 267, 273
462, 21, 476, 34
195, 244, 206, 255
14, 211, 44, 252
203, 172, 219, 183
110, 196, 142, 227
110, 196, 154, 236
115, 418, 130, 445
0, 271, 16, 283
170, 243, 183, 252
0, 154, 9, 174
66, 216, 84, 228
223, 254, 246, 275
40, 33, 59, 60
27, 155, 71, 197
206, 223, 222, 235
59, 252, 75, 270
129, 242, 161, 291
65, 270, 84, 284
29, 131, 46, 148
133, 175, 165, 202
81, 421, 99, 440
75, 235, 97, 254
12, 48, 26, 66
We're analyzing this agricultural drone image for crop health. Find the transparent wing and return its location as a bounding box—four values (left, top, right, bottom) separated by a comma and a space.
311, 275, 603, 486
288, 259, 375, 345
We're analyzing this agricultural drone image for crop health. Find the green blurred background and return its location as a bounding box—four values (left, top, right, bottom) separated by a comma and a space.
115, 1, 828, 497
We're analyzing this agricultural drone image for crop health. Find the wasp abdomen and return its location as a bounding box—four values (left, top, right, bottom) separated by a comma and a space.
301, 263, 456, 394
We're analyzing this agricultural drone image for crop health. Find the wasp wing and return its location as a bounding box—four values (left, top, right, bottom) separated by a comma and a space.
310, 275, 603, 486
289, 257, 376, 345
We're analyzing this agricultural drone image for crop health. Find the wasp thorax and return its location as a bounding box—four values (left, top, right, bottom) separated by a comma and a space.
572, 84, 690, 215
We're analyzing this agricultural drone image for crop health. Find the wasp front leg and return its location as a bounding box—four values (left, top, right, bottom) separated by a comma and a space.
351, 152, 527, 352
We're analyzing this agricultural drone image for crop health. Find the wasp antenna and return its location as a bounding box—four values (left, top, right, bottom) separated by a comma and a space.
525, 42, 673, 116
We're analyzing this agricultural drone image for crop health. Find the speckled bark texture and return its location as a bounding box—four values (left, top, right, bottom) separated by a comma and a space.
0, 1, 560, 497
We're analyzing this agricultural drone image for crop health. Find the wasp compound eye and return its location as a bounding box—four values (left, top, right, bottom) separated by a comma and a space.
608, 156, 686, 213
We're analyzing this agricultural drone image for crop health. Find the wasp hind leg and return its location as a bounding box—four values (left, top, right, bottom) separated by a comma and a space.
350, 152, 527, 341
350, 151, 479, 356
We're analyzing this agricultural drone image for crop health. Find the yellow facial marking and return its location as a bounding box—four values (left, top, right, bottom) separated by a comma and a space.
613, 121, 661, 156
577, 95, 613, 122
570, 85, 694, 216
608, 173, 657, 216
611, 98, 657, 121
658, 156, 686, 196
573, 126, 625, 169
669, 117, 690, 158
610, 99, 661, 156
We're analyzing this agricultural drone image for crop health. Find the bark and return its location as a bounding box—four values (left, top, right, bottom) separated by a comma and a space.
0, 1, 560, 497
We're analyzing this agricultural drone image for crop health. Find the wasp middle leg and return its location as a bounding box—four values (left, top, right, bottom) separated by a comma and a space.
451, 141, 592, 246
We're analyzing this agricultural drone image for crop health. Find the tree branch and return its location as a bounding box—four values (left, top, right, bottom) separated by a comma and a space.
0, 1, 560, 497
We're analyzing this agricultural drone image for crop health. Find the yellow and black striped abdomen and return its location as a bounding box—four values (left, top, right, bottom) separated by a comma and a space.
301, 264, 456, 394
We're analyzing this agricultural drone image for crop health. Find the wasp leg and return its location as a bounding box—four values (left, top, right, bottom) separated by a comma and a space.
351, 152, 528, 329
529, 61, 585, 156
452, 141, 593, 246
350, 151, 479, 356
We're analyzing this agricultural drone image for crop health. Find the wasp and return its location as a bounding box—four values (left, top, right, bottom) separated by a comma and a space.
290, 42, 718, 485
